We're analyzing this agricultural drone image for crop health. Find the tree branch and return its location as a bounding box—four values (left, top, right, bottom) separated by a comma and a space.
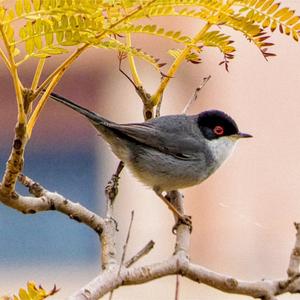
70, 250, 300, 300
182, 75, 211, 114
125, 240, 155, 268
0, 174, 105, 234
2, 165, 299, 300
287, 222, 300, 277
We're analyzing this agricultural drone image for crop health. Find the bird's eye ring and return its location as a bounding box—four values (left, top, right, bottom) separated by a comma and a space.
213, 125, 224, 136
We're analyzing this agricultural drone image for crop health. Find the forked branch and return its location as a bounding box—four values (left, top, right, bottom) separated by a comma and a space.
0, 172, 299, 300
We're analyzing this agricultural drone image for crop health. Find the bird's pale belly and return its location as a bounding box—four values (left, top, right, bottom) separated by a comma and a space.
124, 146, 216, 191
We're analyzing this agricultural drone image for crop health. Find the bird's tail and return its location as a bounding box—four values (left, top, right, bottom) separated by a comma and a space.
48, 92, 108, 124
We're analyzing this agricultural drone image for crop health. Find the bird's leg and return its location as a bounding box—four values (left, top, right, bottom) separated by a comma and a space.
153, 187, 192, 232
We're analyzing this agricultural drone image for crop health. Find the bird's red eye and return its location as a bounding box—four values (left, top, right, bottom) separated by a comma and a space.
213, 125, 224, 136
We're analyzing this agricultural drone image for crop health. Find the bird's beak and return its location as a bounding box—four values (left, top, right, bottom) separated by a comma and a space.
229, 132, 253, 140
236, 132, 253, 139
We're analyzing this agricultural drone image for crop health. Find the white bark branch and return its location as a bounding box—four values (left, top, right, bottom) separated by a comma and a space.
70, 250, 300, 300
69, 191, 300, 300
1, 175, 299, 300
287, 222, 300, 277
125, 240, 155, 268
0, 174, 105, 234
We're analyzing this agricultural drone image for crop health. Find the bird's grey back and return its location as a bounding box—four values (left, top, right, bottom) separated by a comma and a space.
105, 114, 209, 161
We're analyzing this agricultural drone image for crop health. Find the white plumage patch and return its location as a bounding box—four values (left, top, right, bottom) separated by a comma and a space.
207, 136, 238, 168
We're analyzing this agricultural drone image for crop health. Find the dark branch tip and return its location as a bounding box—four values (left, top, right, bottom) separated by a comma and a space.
13, 139, 22, 150
145, 110, 153, 120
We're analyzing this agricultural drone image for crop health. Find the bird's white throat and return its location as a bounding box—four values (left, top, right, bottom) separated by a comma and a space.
207, 136, 237, 167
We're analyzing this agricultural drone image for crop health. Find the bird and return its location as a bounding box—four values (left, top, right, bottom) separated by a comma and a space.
48, 92, 252, 228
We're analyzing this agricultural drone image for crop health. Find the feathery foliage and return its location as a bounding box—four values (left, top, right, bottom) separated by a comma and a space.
0, 0, 298, 133
0, 281, 59, 300
0, 0, 298, 68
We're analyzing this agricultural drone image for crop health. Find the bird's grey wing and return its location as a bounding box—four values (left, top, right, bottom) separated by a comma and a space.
106, 121, 204, 160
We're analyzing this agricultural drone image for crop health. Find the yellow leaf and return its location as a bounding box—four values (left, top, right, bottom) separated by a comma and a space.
168, 48, 180, 58
61, 15, 68, 28
261, 0, 274, 11
50, 17, 59, 30
26, 22, 33, 35
280, 10, 294, 22
27, 282, 38, 298
254, 12, 264, 23
56, 31, 63, 43
6, 25, 15, 43
25, 38, 34, 54
45, 32, 53, 45
267, 2, 280, 14
285, 26, 290, 35
42, 0, 50, 9
24, 0, 31, 13
274, 7, 289, 18
65, 29, 72, 41
6, 9, 15, 21
15, 0, 23, 16
72, 30, 80, 41
70, 16, 77, 28
18, 288, 30, 300
262, 16, 270, 28
292, 30, 299, 41
34, 36, 43, 49
239, 7, 249, 13
173, 31, 181, 38
34, 19, 42, 34
293, 23, 300, 31
57, 0, 65, 7
33, 0, 41, 10
255, 0, 267, 9
246, 9, 254, 19
270, 19, 277, 31
40, 46, 68, 55
50, 0, 56, 8
286, 16, 300, 26
0, 8, 5, 21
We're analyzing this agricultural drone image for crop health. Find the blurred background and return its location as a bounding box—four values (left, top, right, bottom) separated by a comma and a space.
0, 1, 300, 299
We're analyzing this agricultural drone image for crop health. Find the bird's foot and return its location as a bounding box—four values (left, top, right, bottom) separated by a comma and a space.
172, 215, 192, 234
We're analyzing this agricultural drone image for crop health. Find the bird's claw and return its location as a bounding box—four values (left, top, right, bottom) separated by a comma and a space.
172, 214, 192, 234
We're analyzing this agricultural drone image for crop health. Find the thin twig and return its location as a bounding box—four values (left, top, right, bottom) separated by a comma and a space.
287, 222, 300, 277
118, 53, 137, 89
182, 75, 211, 114
175, 271, 180, 300
175, 275, 180, 300
108, 210, 135, 300
125, 240, 155, 268
119, 210, 135, 274
118, 51, 153, 120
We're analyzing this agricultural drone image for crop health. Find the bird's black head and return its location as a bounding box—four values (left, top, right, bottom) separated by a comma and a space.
197, 110, 251, 140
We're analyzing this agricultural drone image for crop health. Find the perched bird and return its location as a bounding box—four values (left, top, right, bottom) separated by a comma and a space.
49, 92, 252, 226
